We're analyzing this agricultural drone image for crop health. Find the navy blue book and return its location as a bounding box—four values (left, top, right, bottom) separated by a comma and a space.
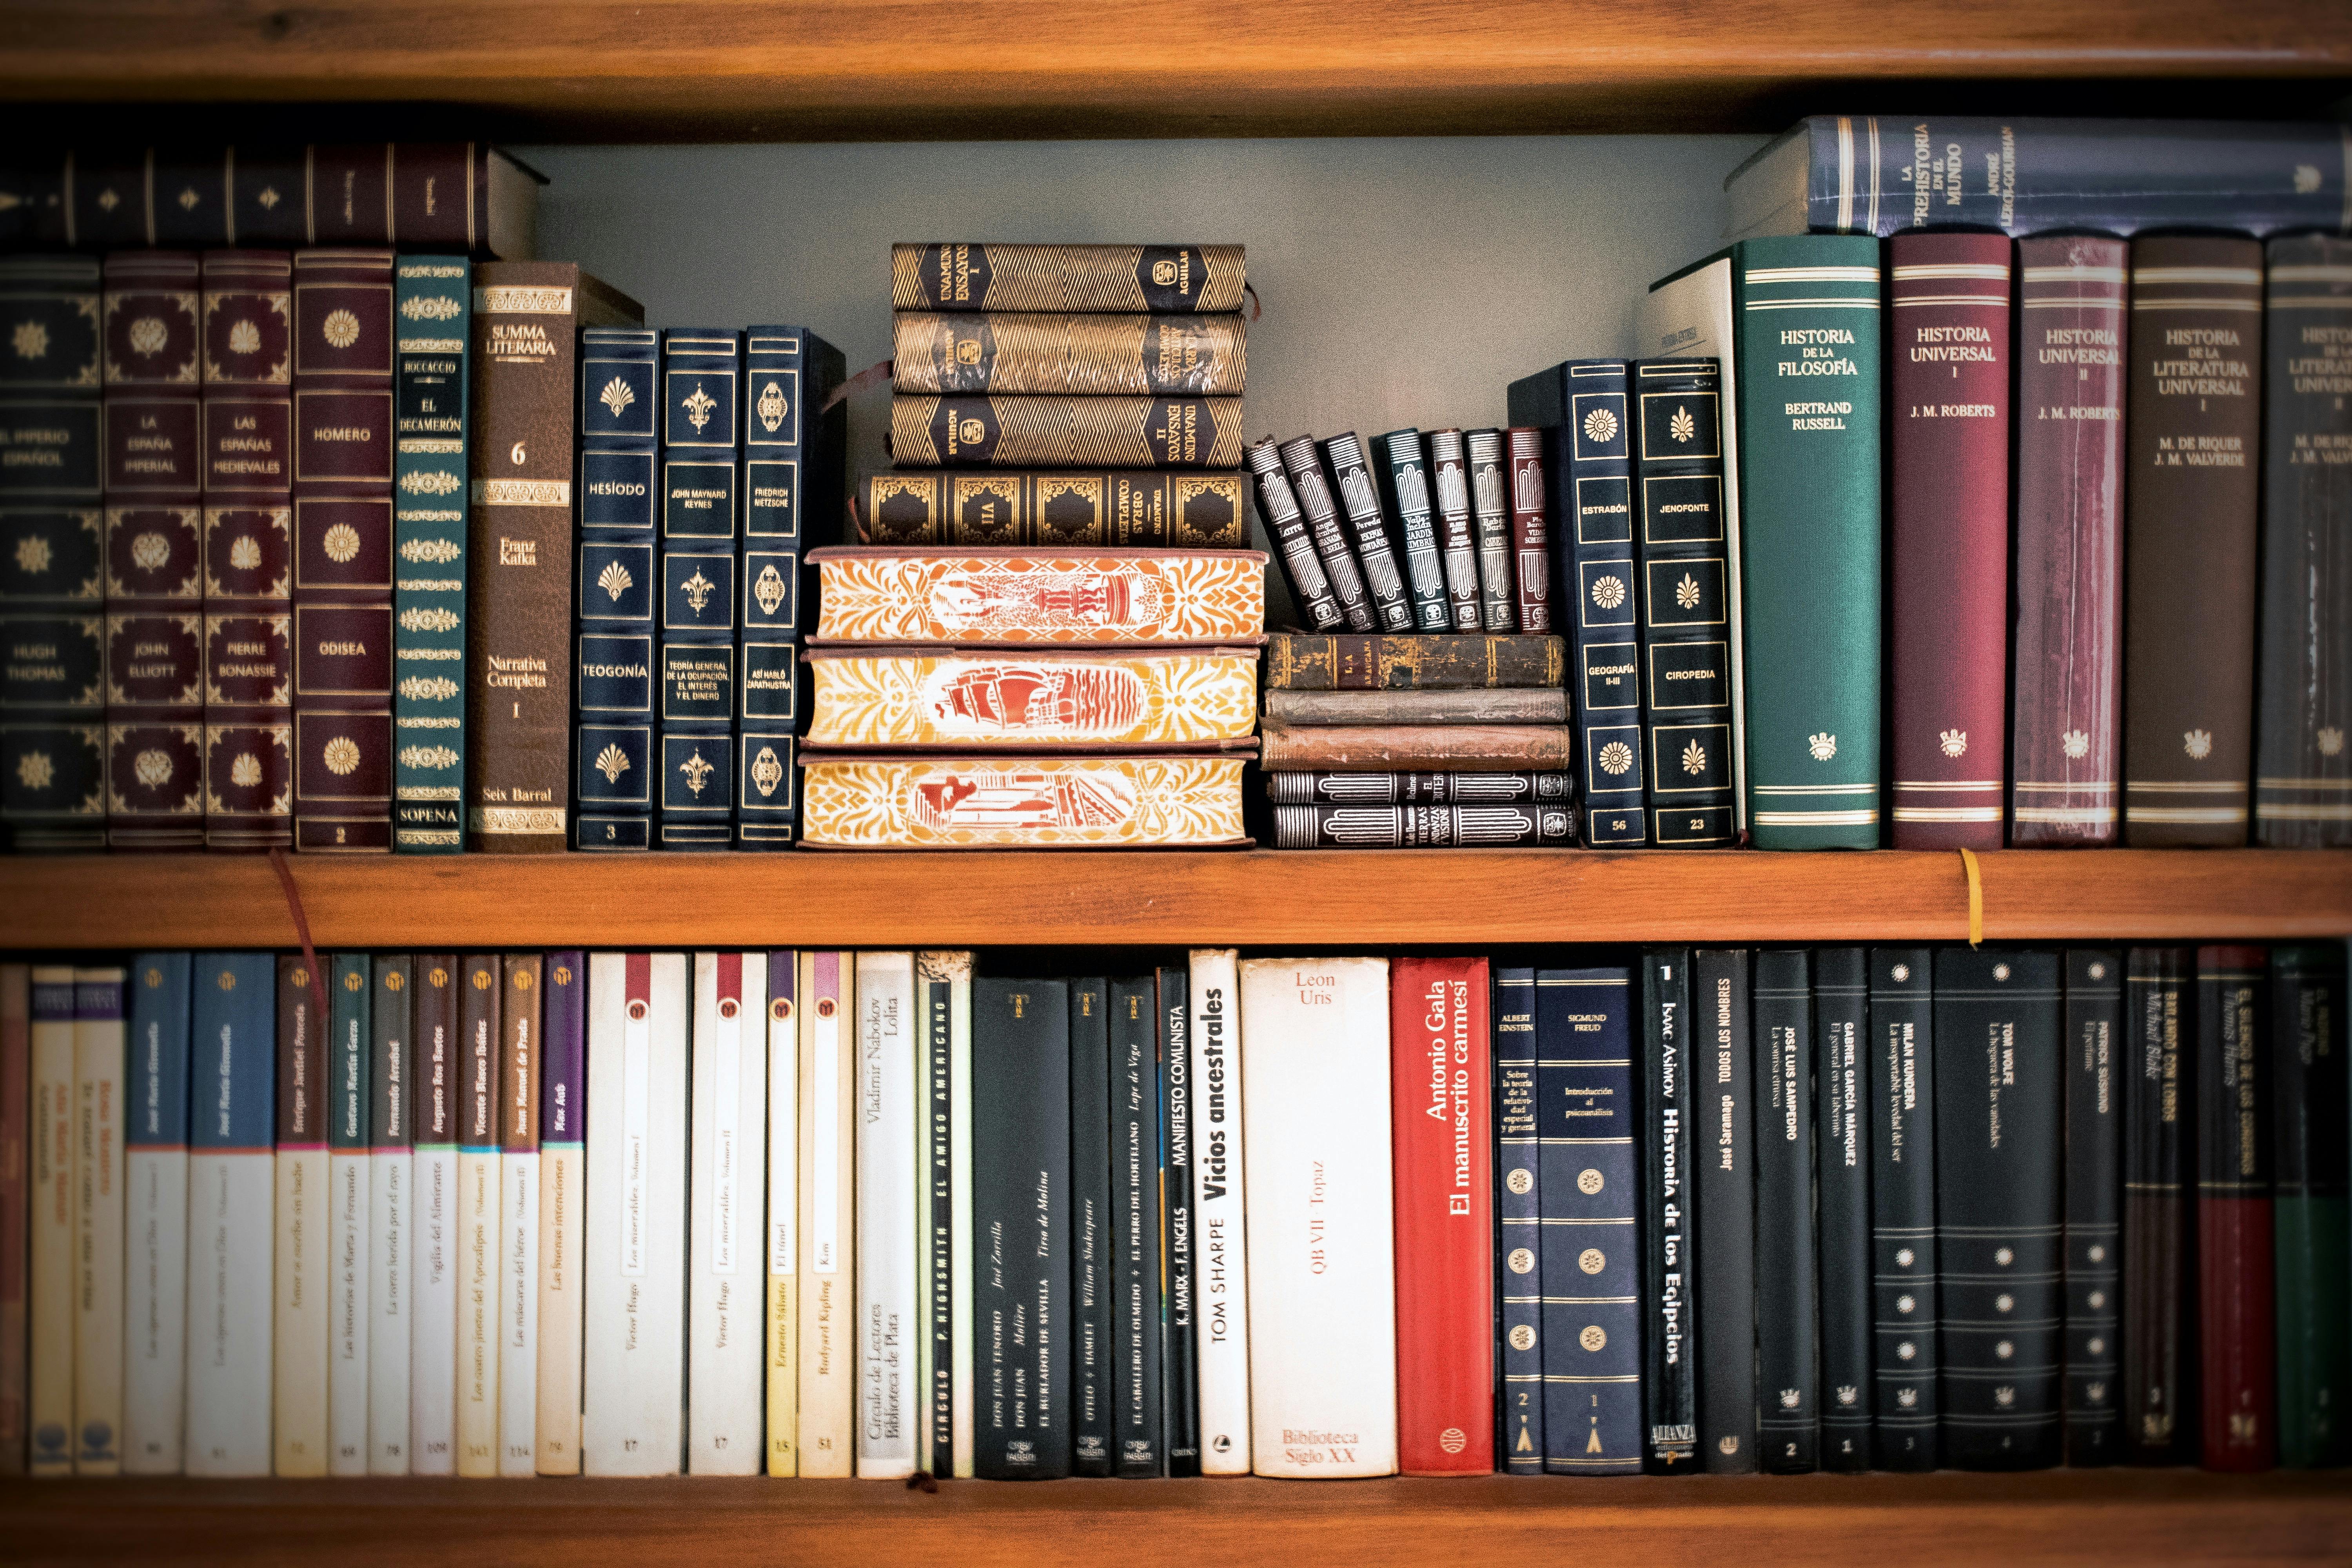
657, 328, 741, 849
1493, 966, 1544, 1472
1753, 948, 1818, 1472
1869, 947, 1940, 1471
572, 326, 660, 851
1069, 978, 1114, 1476
1110, 975, 1163, 1476
1536, 965, 1642, 1474
972, 975, 1073, 1479
1812, 946, 1872, 1471
1506, 358, 1644, 844
1639, 949, 1699, 1472
1693, 947, 1757, 1472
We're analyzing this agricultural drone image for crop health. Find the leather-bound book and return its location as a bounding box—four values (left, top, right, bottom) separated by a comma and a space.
890, 243, 1245, 315
2009, 235, 2127, 847
1270, 801, 1572, 848
390, 258, 470, 853
868, 468, 1245, 548
1253, 438, 1369, 631
1371, 428, 1452, 630
1631, 358, 1734, 847
1241, 450, 1342, 630
799, 752, 1249, 848
2063, 949, 2125, 1465
1263, 688, 1566, 726
1886, 232, 2012, 849
1256, 720, 1570, 772
1504, 428, 1552, 634
1868, 948, 1939, 1471
1264, 633, 1564, 691
571, 327, 659, 851
810, 546, 1265, 646
1464, 429, 1519, 632
465, 262, 642, 852
1421, 428, 1483, 631
2270, 944, 2349, 1468
891, 395, 1242, 469
892, 311, 1245, 397
1265, 770, 1570, 805
2123, 947, 2194, 1463
654, 328, 740, 850
1316, 432, 1414, 632
1813, 947, 1872, 1471
2123, 236, 2263, 846
1753, 949, 1818, 1473
2196, 946, 2274, 1472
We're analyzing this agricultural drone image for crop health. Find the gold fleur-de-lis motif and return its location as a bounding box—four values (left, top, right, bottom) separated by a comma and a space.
679, 749, 715, 796
1673, 573, 1700, 610
1669, 405, 1696, 443
1681, 739, 1706, 775
681, 384, 717, 432
681, 569, 716, 613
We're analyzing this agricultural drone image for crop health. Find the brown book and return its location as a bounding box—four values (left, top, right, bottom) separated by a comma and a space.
890, 244, 1245, 315
1263, 689, 1567, 726
1256, 719, 1572, 772
862, 470, 1245, 548
889, 395, 1243, 470
459, 956, 501, 1152
465, 263, 642, 852
1264, 633, 1564, 691
892, 312, 1245, 397
502, 955, 540, 1156
2122, 236, 2263, 846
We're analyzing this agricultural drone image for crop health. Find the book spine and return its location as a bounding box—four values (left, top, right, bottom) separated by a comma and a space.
891, 395, 1243, 469
1465, 429, 1519, 633
2123, 947, 2194, 1462
766, 951, 800, 1475
26, 971, 75, 1474
0, 967, 24, 1474
1628, 359, 1734, 848
1186, 949, 1251, 1476
1256, 720, 1573, 773
1110, 975, 1163, 1476
2269, 945, 2350, 1468
1068, 977, 1112, 1476
1639, 950, 1698, 1472
1504, 427, 1552, 634
2255, 236, 2352, 845
572, 327, 659, 851
535, 951, 585, 1475
1752, 951, 1817, 1472
866, 470, 1246, 550
497, 953, 541, 1479
1812, 947, 1871, 1471
122, 954, 190, 1474
893, 312, 1245, 396
1264, 633, 1566, 692
1272, 802, 1574, 849
2063, 949, 2123, 1466
1270, 436, 1374, 633
690, 952, 766, 1473
407, 956, 459, 1475
916, 958, 949, 1477
1868, 947, 1940, 1470
1372, 428, 1452, 630
1312, 432, 1418, 633
1418, 428, 1481, 632
1693, 949, 1757, 1472
273, 955, 327, 1475
1537, 966, 1641, 1474
1265, 688, 1568, 726
947, 954, 976, 1478
1265, 771, 1570, 805
326, 952, 372, 1476
390, 257, 469, 852
100, 252, 206, 851
2197, 946, 2274, 1471
797, 951, 853, 1476
454, 955, 501, 1477
1733, 236, 1884, 848
1159, 966, 1200, 1476
366, 955, 410, 1474
184, 953, 275, 1477
2009, 235, 2127, 846
655, 329, 741, 850
854, 951, 916, 1478
1546, 363, 1646, 844
1240, 451, 1343, 631
1493, 969, 1543, 1472
891, 243, 1247, 314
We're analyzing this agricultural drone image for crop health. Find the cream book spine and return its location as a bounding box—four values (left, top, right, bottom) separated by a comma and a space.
497, 955, 541, 1477
765, 950, 798, 1477
72, 968, 127, 1475
1188, 947, 1252, 1475
456, 955, 501, 1477
272, 957, 328, 1476
797, 951, 855, 1477
408, 956, 461, 1476
854, 951, 916, 1479
691, 953, 767, 1474
535, 953, 586, 1475
27, 968, 76, 1475
327, 955, 372, 1477
183, 954, 276, 1477
368, 958, 412, 1474
123, 955, 191, 1475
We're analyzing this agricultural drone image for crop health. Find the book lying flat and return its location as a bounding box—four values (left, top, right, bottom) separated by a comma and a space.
809, 547, 1266, 646
800, 754, 1250, 848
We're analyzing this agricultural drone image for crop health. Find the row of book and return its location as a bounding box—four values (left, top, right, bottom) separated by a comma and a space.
4, 939, 2343, 1479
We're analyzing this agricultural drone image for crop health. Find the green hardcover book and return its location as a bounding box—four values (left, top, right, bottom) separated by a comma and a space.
1728, 236, 1882, 848
2272, 943, 2348, 1467
392, 259, 470, 852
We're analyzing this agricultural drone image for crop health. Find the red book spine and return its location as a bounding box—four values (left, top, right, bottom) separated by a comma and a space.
2009, 235, 2127, 846
1886, 231, 2013, 849
2196, 944, 2275, 1472
1504, 428, 1551, 633
1389, 955, 1494, 1474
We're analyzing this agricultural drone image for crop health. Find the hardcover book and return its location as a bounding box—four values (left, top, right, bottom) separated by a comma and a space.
1256, 719, 1571, 772
893, 311, 1245, 397
273, 955, 328, 1476
1109, 975, 1162, 1477
2063, 949, 2123, 1465
367, 955, 412, 1475
183, 953, 275, 1476
809, 546, 1266, 646
799, 753, 1248, 848
656, 328, 741, 849
1494, 969, 1543, 1472
1504, 427, 1552, 633
572, 325, 660, 851
1069, 977, 1112, 1477
2270, 944, 2349, 1468
0, 968, 25, 1474
1158, 966, 1201, 1477
1187, 949, 1251, 1476
1264, 771, 1570, 805
71, 969, 125, 1474
1263, 688, 1566, 726
891, 243, 1246, 315
1270, 801, 1573, 849
2123, 947, 2194, 1463
1247, 437, 1364, 631
868, 470, 1249, 549
2196, 946, 2274, 1472
1693, 949, 1756, 1473
1631, 358, 1734, 846
1813, 948, 1871, 1471
855, 952, 917, 1479
915, 958, 948, 1479
804, 646, 1260, 751
122, 954, 189, 1474
27, 969, 73, 1474
1422, 429, 1482, 632
408, 956, 459, 1475
690, 953, 767, 1473
1316, 433, 1415, 633
1639, 951, 1698, 1472
390, 257, 469, 852
1372, 427, 1453, 630
497, 955, 542, 1478
325, 952, 372, 1475
456, 955, 500, 1477
536, 951, 586, 1474
767, 951, 802, 1477
1465, 429, 1518, 633
891, 395, 1243, 470
1868, 947, 1939, 1470
1753, 951, 1817, 1473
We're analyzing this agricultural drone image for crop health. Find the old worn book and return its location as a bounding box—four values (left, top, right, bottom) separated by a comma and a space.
800, 753, 1249, 848
1271, 800, 1572, 848
1239, 451, 1341, 630
891, 395, 1242, 470
1504, 428, 1552, 634
810, 546, 1265, 646
891, 243, 1245, 314
806, 646, 1259, 751
1264, 770, 1570, 805
1263, 633, 1564, 691
1264, 688, 1566, 726
1256, 719, 1572, 772
1465, 430, 1518, 632
894, 312, 1244, 397
1372, 428, 1452, 630
866, 470, 1246, 550
1422, 429, 1482, 632
1316, 433, 1415, 633
1261, 435, 1373, 632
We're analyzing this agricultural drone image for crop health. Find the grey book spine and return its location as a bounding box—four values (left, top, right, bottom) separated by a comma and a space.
1270, 436, 1373, 633
1242, 439, 1343, 633
1313, 432, 1414, 632
1372, 427, 1452, 630
1465, 429, 1519, 632
1423, 428, 1483, 631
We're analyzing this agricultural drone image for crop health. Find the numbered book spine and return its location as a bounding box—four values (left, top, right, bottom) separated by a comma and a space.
915, 954, 953, 1477
893, 312, 1245, 396
390, 258, 469, 851
867, 470, 1246, 550
689, 953, 766, 1472
797, 952, 855, 1478
2123, 946, 2193, 1462
1187, 950, 1250, 1477
1493, 968, 1543, 1472
854, 951, 916, 1478
572, 327, 659, 850
1423, 429, 1482, 632
1110, 974, 1163, 1476
0, 967, 24, 1475
535, 951, 585, 1474
2063, 949, 2123, 1466
184, 953, 275, 1476
1639, 950, 1698, 1472
1753, 953, 1816, 1473
326, 952, 372, 1475
1266, 771, 1571, 806
765, 951, 800, 1476
407, 955, 459, 1475
1269, 436, 1373, 633
655, 329, 740, 849
1158, 965, 1199, 1476
2197, 946, 2275, 1470
1869, 947, 1940, 1470
1068, 976, 1112, 1476
272, 955, 327, 1475
1631, 359, 1734, 847
1504, 428, 1552, 633
891, 243, 1247, 314
1241, 444, 1343, 633
454, 954, 501, 1477
1316, 432, 1414, 633
2270, 945, 2350, 1467
1238, 956, 1398, 1478
1368, 428, 1450, 630
1934, 947, 2064, 1470
122, 954, 190, 1474
1464, 429, 1519, 633
1273, 802, 1573, 849
2009, 235, 2127, 845
1812, 947, 1871, 1471
496, 955, 541, 1476
1693, 949, 1757, 1473
27, 970, 75, 1475
890, 394, 1243, 470
368, 956, 411, 1474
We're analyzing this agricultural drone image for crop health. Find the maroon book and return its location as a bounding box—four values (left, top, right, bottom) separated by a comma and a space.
2009, 235, 2127, 847
1504, 428, 1551, 634
290, 249, 395, 852
1886, 231, 2012, 848
2196, 945, 2274, 1471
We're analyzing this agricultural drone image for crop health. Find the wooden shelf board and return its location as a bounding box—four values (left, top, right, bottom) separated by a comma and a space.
4, 848, 2344, 949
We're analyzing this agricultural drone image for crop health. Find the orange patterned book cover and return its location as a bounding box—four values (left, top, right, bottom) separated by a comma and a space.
808, 546, 1264, 646
800, 753, 1249, 848
805, 647, 1259, 750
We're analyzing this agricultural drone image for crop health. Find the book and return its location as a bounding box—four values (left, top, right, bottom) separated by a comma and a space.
808, 546, 1268, 646
1752, 949, 1816, 1473
0, 967, 24, 1475
1638, 950, 1697, 1472
938, 953, 979, 1479
1317, 433, 1416, 633
496, 955, 541, 1476
27, 969, 74, 1474
1264, 633, 1564, 692
326, 952, 372, 1475
183, 953, 275, 1477
855, 951, 916, 1479
797, 952, 854, 1477
1934, 947, 2063, 1470
1272, 802, 1573, 849
766, 951, 801, 1477
1273, 436, 1383, 634
2123, 946, 2194, 1463
100, 251, 206, 851
2123, 236, 2263, 847
2254, 236, 2352, 846
535, 951, 586, 1475
913, 951, 964, 1479
367, 955, 412, 1475
122, 954, 190, 1474
804, 646, 1260, 751
408, 956, 459, 1475
68, 973, 125, 1448
1158, 965, 1200, 1477
1068, 976, 1112, 1477
972, 975, 1074, 1479
893, 312, 1245, 397
1391, 956, 1493, 1475
466, 262, 643, 852
1504, 428, 1551, 634
1187, 949, 1251, 1477
891, 244, 1247, 314
690, 952, 767, 1473
456, 954, 501, 1477
1110, 975, 1162, 1477
1692, 949, 1756, 1473
390, 257, 469, 852
655, 328, 740, 850
1266, 771, 1570, 805
1630, 358, 1734, 847
1464, 430, 1518, 633
2063, 949, 2124, 1466
891, 395, 1243, 470
1371, 428, 1453, 630
2270, 944, 2349, 1468
1238, 956, 1397, 1478
2009, 235, 2128, 846
1256, 720, 1570, 772
1422, 429, 1482, 632
272, 955, 327, 1476
1812, 947, 1871, 1471
1726, 116, 2352, 241
1247, 438, 1366, 632
1868, 947, 1939, 1470
799, 752, 1249, 848
1263, 689, 1567, 726
572, 325, 660, 851
2197, 946, 2274, 1472
1494, 969, 1543, 1472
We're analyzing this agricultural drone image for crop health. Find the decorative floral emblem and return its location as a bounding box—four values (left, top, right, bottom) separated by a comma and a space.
1938, 728, 1967, 758
599, 377, 635, 418
128, 317, 169, 356
597, 559, 634, 601
1994, 1293, 2014, 1313
1579, 1325, 1607, 1352
1993, 963, 2011, 982
2318, 726, 2344, 758
750, 745, 785, 797
323, 736, 361, 775
398, 744, 459, 770
1808, 731, 1838, 761
1836, 1386, 1858, 1406
130, 532, 171, 571
1896, 1294, 1915, 1314
757, 380, 786, 432
322, 523, 361, 563
397, 294, 460, 321
2062, 728, 2090, 759
399, 537, 462, 564
132, 749, 172, 787
1599, 740, 1634, 776
2085, 1381, 2107, 1405
678, 749, 715, 796
1674, 573, 1701, 610
1576, 1168, 1604, 1196
229, 535, 263, 571
1505, 1167, 1532, 1195
322, 309, 361, 349
1779, 1389, 1802, 1409
229, 753, 263, 787
2183, 728, 2213, 760
1896, 1341, 1916, 1361
1590, 574, 1626, 611
400, 606, 459, 633
1994, 1246, 2014, 1265
681, 384, 716, 432
1994, 1385, 2016, 1407
228, 319, 261, 355
1507, 1325, 1535, 1351
594, 744, 630, 784
1581, 407, 1618, 444
2087, 963, 2107, 983
1669, 405, 1696, 443
256, 185, 282, 210
1577, 1247, 1606, 1276
958, 417, 986, 446
1682, 739, 1707, 775
680, 569, 716, 613
1896, 1388, 1918, 1408
1506, 1247, 1535, 1276
1890, 964, 1911, 984
16, 534, 50, 574
396, 676, 459, 702
753, 563, 787, 617
96, 187, 121, 212
1895, 1246, 1914, 1266
398, 469, 461, 495
12, 320, 47, 359
2296, 163, 2323, 194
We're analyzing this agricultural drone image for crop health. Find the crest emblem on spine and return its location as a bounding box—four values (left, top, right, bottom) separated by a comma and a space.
681, 384, 717, 432
597, 559, 633, 601
599, 377, 635, 418
750, 746, 784, 797
1938, 728, 1967, 757
678, 749, 714, 796
322, 309, 360, 350
753, 563, 787, 617
1779, 1389, 1801, 1409
594, 743, 630, 784
757, 381, 786, 432
1808, 731, 1838, 761
681, 569, 716, 613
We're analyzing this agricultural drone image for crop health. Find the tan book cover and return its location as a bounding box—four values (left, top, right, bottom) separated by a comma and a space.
806, 646, 1259, 750
801, 753, 1249, 848
810, 546, 1265, 646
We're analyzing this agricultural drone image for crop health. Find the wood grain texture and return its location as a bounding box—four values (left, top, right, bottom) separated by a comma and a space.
2, 849, 2344, 949
4, 1472, 2349, 1564
3, 0, 2348, 138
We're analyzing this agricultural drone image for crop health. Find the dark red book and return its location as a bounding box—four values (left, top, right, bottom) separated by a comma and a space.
1886, 231, 2012, 848
1389, 955, 1494, 1474
2009, 234, 2127, 847
2197, 944, 2275, 1472
1504, 428, 1551, 634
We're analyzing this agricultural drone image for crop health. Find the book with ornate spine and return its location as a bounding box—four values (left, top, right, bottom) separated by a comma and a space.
454, 955, 500, 1477
1316, 433, 1415, 633
690, 952, 767, 1474
1068, 976, 1111, 1477
2009, 236, 2127, 846
390, 258, 467, 852
1630, 358, 1733, 846
184, 953, 274, 1477
1257, 720, 1570, 772
2197, 946, 2274, 1472
1694, 949, 1756, 1474
655, 328, 740, 849
809, 546, 1266, 647
466, 262, 642, 852
572, 326, 659, 851
1639, 950, 1698, 1473
1372, 428, 1452, 630
892, 395, 1241, 470
1270, 437, 1376, 633
2255, 237, 2351, 845
1266, 688, 1566, 726
27, 969, 73, 1475
496, 955, 541, 1477
2063, 949, 2123, 1466
809, 646, 1257, 751
122, 954, 189, 1475
891, 244, 1245, 314
535, 950, 585, 1475
914, 956, 947, 1479
367, 955, 412, 1475
1266, 771, 1570, 805
0, 967, 24, 1475
1240, 449, 1341, 631
1504, 428, 1551, 634
1272, 802, 1572, 848
1464, 429, 1518, 633
1753, 951, 1817, 1473
894, 312, 1243, 397
1187, 949, 1250, 1477
1267, 636, 1565, 695
944, 954, 977, 1478
2123, 946, 2194, 1463
0, 256, 105, 852
1251, 437, 1368, 632
797, 953, 855, 1478
197, 249, 294, 851
1110, 975, 1162, 1477
1869, 947, 1939, 1471
869, 470, 1247, 550
855, 951, 916, 1479
69, 970, 125, 1475
766, 951, 801, 1477
1422, 429, 1481, 632
272, 954, 327, 1476
801, 752, 1247, 848
2271, 944, 2349, 1468
325, 952, 371, 1476
1158, 966, 1200, 1477
2124, 236, 2263, 846
1813, 947, 1871, 1471
407, 955, 459, 1476
1494, 969, 1543, 1472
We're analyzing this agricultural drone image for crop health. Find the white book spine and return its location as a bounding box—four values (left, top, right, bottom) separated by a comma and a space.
124, 1144, 189, 1474
369, 1147, 410, 1472
854, 951, 916, 1479
457, 1137, 498, 1475
536, 1137, 584, 1473
183, 1148, 273, 1476
73, 969, 127, 1476
1238, 957, 1398, 1478
27, 969, 76, 1476
799, 951, 854, 1478
691, 953, 767, 1474
410, 1140, 458, 1474
498, 1147, 538, 1475
765, 960, 797, 1477
1188, 947, 1252, 1475
945, 956, 975, 1479
329, 1145, 370, 1475
274, 1141, 328, 1475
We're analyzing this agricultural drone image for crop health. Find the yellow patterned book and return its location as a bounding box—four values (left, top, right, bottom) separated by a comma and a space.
806, 648, 1259, 750
810, 547, 1265, 646
800, 754, 1250, 848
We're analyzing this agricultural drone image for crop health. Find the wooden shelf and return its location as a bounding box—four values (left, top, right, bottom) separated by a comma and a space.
3, 848, 2344, 949
5, 0, 2349, 139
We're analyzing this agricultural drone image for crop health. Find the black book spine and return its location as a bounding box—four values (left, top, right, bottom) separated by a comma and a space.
1693, 948, 1757, 1472
1273, 436, 1374, 633
1068, 978, 1113, 1476
2063, 949, 2125, 1466
1934, 947, 2065, 1471
1754, 949, 1819, 1472
972, 976, 1073, 1479
1264, 771, 1572, 806
1316, 432, 1415, 632
1813, 946, 1872, 1470
1868, 947, 1940, 1470
1422, 428, 1483, 631
1157, 966, 1200, 1476
1111, 976, 1164, 1475
1371, 427, 1452, 630
1640, 949, 1699, 1472
1494, 967, 1544, 1472
2123, 947, 2194, 1464
1465, 428, 1520, 632
923, 969, 954, 1475
1272, 802, 1574, 849
1243, 438, 1343, 633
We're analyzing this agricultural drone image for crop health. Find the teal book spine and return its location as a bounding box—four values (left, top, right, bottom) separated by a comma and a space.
391, 259, 470, 852
2272, 944, 2349, 1467
1730, 236, 1883, 848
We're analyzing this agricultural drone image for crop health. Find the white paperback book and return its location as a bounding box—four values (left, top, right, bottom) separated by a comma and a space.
583, 953, 690, 1476
1188, 947, 1252, 1475
275, 956, 329, 1477
183, 954, 276, 1477
853, 951, 916, 1479
497, 956, 541, 1478
74, 967, 128, 1475
27, 967, 75, 1476
536, 953, 587, 1476
124, 955, 191, 1475
798, 952, 855, 1478
328, 957, 372, 1478
1238, 956, 1398, 1478
456, 955, 501, 1478
691, 952, 768, 1474
765, 953, 798, 1477
367, 959, 412, 1475
407, 957, 461, 1476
